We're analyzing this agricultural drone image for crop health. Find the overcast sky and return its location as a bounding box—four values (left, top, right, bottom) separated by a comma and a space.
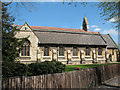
10, 2, 118, 45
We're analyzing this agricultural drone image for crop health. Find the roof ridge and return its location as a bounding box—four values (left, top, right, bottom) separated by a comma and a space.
30, 25, 84, 30
33, 29, 99, 35
14, 25, 84, 30
14, 24, 99, 34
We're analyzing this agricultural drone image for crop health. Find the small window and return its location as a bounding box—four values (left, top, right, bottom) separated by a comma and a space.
25, 27, 27, 30
86, 47, 90, 56
73, 48, 78, 56
112, 49, 114, 55
98, 47, 102, 55
44, 47, 49, 56
21, 40, 30, 56
59, 47, 64, 56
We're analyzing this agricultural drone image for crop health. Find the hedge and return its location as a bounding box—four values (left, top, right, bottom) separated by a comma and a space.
27, 60, 66, 76
2, 61, 27, 78
2, 60, 66, 78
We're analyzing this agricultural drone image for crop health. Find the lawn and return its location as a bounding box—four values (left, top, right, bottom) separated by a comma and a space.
65, 62, 120, 72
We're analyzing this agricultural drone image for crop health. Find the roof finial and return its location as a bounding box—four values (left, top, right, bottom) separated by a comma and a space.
25, 21, 27, 24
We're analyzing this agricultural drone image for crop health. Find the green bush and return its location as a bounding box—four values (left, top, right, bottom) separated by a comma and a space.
27, 60, 66, 76
2, 61, 27, 78
27, 61, 55, 76
2, 60, 66, 77
52, 60, 66, 73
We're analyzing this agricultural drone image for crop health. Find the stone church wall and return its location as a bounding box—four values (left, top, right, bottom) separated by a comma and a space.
15, 23, 39, 64
107, 49, 118, 62
38, 46, 107, 65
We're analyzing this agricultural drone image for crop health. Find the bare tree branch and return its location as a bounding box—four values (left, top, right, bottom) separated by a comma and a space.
1, 0, 13, 6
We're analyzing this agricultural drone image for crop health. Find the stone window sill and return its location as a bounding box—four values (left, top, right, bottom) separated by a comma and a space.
85, 59, 93, 61
41, 60, 51, 62
20, 56, 31, 59
72, 56, 79, 58
43, 56, 51, 59
98, 55, 103, 58
58, 56, 65, 58
20, 56, 31, 58
85, 56, 91, 58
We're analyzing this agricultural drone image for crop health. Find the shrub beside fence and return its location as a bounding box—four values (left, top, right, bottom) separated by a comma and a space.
2, 64, 120, 88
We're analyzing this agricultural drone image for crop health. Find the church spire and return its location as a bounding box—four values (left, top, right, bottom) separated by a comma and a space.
82, 17, 89, 31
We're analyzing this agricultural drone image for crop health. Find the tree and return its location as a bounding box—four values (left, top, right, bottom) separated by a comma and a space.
97, 2, 119, 30
2, 3, 27, 62
63, 0, 87, 7
1, 1, 36, 20
63, 1, 119, 30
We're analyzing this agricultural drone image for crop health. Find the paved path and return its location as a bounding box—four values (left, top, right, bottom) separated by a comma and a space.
97, 76, 120, 89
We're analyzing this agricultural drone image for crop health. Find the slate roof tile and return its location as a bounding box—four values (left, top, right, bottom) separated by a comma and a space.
34, 31, 106, 46
101, 34, 118, 48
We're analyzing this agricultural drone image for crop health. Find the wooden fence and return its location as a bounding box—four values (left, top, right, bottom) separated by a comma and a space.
2, 64, 120, 88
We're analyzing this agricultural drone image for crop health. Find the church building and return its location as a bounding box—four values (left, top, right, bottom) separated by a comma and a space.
14, 17, 119, 64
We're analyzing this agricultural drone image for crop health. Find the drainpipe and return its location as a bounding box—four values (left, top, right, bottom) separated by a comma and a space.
52, 50, 53, 61
117, 48, 120, 62
57, 46, 58, 62
80, 50, 81, 64
95, 48, 97, 62
36, 49, 38, 63
67, 51, 69, 64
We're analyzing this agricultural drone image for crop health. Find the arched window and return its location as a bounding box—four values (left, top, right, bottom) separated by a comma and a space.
21, 40, 30, 56
98, 47, 102, 55
44, 47, 49, 56
86, 47, 90, 56
59, 47, 64, 56
73, 47, 78, 56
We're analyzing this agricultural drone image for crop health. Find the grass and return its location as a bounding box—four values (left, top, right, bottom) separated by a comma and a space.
65, 62, 120, 72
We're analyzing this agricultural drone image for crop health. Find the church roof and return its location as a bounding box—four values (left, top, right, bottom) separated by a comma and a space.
14, 24, 117, 47
33, 30, 107, 46
101, 34, 118, 48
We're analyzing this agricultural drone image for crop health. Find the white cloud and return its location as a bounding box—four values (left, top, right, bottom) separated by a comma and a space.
108, 17, 118, 23
109, 18, 116, 23
80, 26, 82, 29
94, 28, 101, 31
91, 25, 98, 28
102, 29, 117, 36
